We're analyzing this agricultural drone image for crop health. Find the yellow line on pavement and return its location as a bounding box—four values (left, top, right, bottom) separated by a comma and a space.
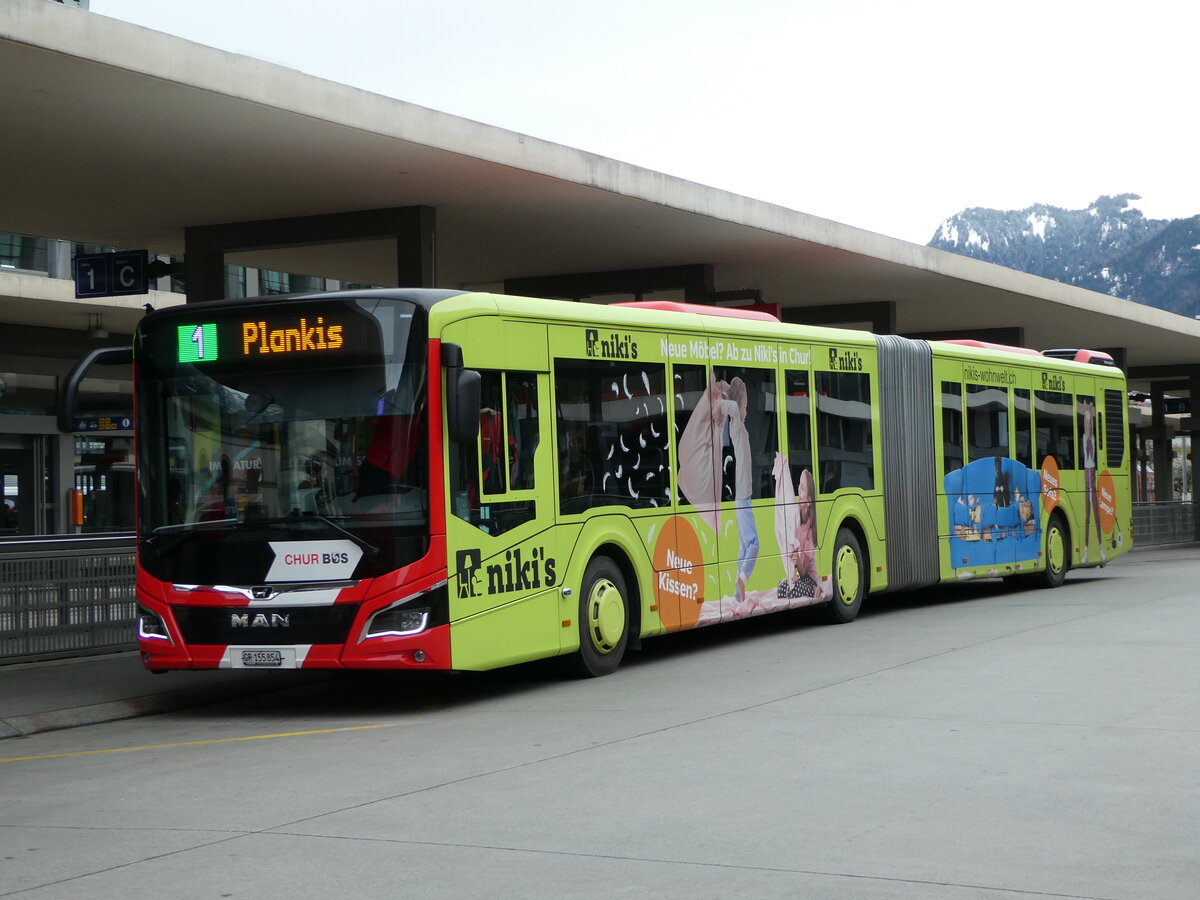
0, 724, 396, 763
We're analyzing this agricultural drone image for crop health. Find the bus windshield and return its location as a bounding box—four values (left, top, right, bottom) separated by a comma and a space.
134, 296, 430, 584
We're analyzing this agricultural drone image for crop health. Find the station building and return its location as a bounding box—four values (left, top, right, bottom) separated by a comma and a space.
2, 0, 1198, 659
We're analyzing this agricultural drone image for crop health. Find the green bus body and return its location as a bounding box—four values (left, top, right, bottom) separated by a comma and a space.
433, 292, 1131, 673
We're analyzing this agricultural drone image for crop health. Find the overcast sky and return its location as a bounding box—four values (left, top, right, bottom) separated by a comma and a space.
91, 0, 1197, 245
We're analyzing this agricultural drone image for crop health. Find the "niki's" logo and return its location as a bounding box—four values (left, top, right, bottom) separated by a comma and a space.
456, 547, 557, 599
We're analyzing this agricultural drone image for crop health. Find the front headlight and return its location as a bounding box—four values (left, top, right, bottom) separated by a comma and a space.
364, 605, 429, 638
137, 605, 172, 642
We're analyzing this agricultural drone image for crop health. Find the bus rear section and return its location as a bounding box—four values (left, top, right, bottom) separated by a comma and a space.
929, 341, 1132, 586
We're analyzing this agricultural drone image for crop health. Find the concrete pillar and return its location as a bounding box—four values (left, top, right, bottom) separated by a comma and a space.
55, 432, 75, 535
1099, 347, 1128, 370
47, 240, 72, 280
1192, 376, 1200, 537
1151, 385, 1172, 501
181, 241, 226, 304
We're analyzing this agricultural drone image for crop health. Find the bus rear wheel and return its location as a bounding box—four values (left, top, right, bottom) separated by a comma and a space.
826, 527, 864, 624
572, 555, 629, 677
1039, 514, 1069, 589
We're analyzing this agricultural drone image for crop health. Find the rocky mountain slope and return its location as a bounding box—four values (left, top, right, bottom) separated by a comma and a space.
927, 194, 1200, 318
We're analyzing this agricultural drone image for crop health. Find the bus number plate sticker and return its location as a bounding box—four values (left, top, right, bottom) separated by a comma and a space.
235, 649, 294, 668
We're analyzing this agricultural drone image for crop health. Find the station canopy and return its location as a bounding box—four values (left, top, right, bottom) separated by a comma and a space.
2, 0, 1198, 397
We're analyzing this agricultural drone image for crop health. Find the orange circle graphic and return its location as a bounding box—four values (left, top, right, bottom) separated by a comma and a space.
1097, 470, 1117, 534
1040, 456, 1060, 513
653, 515, 704, 631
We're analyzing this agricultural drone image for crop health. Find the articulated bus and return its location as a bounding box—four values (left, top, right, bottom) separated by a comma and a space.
65, 289, 1131, 675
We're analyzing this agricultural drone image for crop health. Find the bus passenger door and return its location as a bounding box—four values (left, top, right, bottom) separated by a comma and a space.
666, 362, 721, 631
442, 320, 560, 670
1074, 379, 1106, 563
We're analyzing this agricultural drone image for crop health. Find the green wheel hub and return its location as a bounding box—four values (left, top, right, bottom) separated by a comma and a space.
586, 577, 626, 655
1046, 525, 1065, 575
835, 544, 860, 605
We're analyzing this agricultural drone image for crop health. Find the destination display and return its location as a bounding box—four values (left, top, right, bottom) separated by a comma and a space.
151, 299, 388, 371
176, 314, 350, 364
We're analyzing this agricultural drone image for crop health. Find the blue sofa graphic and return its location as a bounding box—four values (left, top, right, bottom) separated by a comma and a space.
946, 457, 1042, 570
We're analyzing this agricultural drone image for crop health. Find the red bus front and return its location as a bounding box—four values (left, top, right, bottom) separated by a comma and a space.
132, 291, 455, 670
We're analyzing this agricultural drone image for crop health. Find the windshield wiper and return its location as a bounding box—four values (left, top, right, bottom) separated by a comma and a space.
151, 517, 239, 535
279, 511, 381, 558
144, 517, 240, 554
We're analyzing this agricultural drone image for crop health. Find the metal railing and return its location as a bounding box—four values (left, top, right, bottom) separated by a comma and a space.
1132, 502, 1197, 546
0, 535, 136, 664
0, 503, 1194, 665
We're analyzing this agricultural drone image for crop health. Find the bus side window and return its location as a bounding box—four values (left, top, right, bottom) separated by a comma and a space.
966, 383, 1009, 462
450, 369, 541, 535
942, 381, 963, 474
479, 371, 506, 495
713, 365, 777, 500
471, 370, 540, 496
555, 358, 670, 514
785, 369, 813, 487
815, 370, 874, 492
672, 364, 708, 509
1014, 389, 1033, 469
1104, 389, 1126, 468
1034, 389, 1075, 469
1077, 394, 1097, 475
505, 372, 539, 491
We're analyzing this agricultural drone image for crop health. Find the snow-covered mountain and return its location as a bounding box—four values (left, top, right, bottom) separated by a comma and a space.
927, 194, 1200, 318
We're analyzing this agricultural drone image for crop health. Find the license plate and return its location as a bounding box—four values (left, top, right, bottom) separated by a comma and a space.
241, 650, 281, 667
234, 648, 297, 668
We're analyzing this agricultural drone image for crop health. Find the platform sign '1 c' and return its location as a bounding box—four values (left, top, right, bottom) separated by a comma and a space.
74, 250, 149, 299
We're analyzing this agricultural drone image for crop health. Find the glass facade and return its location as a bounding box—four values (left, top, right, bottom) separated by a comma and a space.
0, 233, 49, 273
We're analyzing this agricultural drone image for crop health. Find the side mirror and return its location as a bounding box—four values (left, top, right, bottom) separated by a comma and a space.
58, 345, 134, 433
442, 343, 481, 443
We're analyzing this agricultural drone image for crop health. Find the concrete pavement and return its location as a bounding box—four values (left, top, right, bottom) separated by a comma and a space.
3, 540, 1199, 898
0, 651, 325, 739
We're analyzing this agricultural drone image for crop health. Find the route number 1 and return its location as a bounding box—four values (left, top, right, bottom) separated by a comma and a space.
178, 323, 219, 363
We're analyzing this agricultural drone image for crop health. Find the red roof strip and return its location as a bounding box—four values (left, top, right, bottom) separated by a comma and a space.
939, 338, 1043, 357
612, 300, 780, 322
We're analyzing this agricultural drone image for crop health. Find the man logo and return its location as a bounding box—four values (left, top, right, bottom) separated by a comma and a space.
230, 613, 291, 628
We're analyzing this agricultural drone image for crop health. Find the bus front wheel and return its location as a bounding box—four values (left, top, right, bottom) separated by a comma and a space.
826, 527, 865, 624
1039, 514, 1069, 589
572, 555, 629, 677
